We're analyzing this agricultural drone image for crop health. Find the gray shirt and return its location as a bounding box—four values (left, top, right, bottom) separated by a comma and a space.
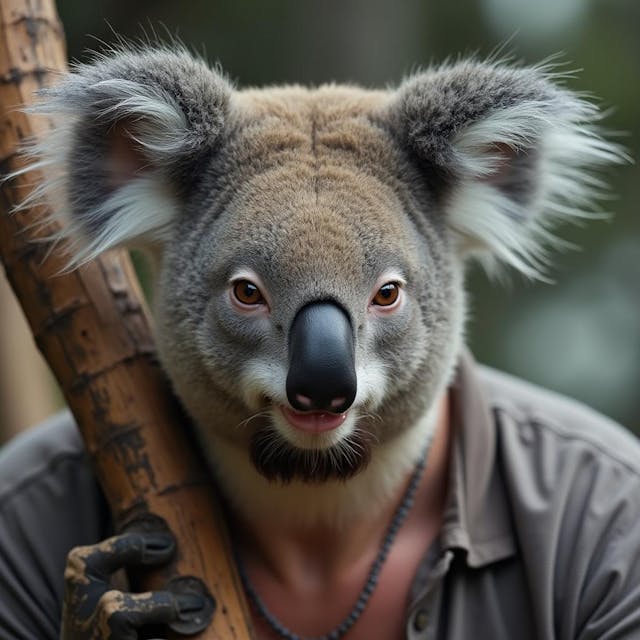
1, 353, 639, 639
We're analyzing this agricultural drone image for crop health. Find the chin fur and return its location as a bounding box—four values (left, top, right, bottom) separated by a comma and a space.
205, 403, 439, 529
249, 422, 374, 484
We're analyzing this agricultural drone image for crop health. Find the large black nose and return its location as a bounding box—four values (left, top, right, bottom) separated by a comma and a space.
286, 302, 357, 413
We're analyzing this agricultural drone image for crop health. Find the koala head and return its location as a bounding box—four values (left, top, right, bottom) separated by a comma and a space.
26, 47, 621, 524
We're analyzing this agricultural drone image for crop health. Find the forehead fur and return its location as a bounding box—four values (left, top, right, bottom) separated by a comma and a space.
225, 84, 407, 187
233, 84, 390, 122
209, 85, 429, 291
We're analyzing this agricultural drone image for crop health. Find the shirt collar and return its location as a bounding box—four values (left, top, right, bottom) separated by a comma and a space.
439, 349, 516, 567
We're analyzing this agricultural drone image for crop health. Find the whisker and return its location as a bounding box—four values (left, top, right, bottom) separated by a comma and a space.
357, 411, 384, 424
234, 409, 272, 431
351, 422, 380, 447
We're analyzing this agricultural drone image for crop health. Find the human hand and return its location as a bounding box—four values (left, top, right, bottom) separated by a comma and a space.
59, 532, 204, 639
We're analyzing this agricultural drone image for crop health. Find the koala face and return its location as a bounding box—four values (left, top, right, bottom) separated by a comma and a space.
25, 48, 621, 522
153, 88, 464, 484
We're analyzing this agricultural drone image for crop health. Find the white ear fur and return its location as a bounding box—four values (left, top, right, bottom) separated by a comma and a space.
7, 47, 231, 270
19, 80, 187, 268
59, 176, 179, 265
448, 99, 626, 279
14, 99, 182, 269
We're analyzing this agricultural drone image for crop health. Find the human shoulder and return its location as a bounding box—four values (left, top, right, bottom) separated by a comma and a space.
0, 410, 87, 500
0, 412, 110, 640
478, 364, 640, 477
476, 366, 640, 639
0, 409, 108, 536
477, 363, 640, 543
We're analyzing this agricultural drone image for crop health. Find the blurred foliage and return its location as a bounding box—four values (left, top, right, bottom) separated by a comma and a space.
13, 0, 640, 432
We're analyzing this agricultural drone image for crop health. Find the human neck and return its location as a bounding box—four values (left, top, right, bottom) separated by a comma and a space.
228, 393, 451, 587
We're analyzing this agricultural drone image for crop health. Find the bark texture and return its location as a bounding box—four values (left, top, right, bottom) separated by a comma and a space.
0, 1, 254, 638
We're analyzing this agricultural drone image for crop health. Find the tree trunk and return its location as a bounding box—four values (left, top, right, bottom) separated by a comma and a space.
0, 1, 254, 638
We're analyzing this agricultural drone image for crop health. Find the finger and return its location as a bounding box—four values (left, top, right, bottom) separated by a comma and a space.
97, 589, 204, 639
65, 532, 175, 587
88, 532, 175, 578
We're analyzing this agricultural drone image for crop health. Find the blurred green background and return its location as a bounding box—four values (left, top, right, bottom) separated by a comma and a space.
1, 0, 638, 440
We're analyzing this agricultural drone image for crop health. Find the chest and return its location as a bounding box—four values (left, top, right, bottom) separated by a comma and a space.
246, 527, 437, 640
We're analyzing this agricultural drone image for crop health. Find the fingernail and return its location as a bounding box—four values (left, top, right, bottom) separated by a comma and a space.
176, 592, 206, 613
144, 533, 175, 550
142, 533, 175, 563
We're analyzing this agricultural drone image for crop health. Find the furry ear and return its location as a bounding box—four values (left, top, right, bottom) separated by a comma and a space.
19, 47, 232, 266
393, 60, 626, 279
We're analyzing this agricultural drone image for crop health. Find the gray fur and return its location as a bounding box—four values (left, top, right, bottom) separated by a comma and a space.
392, 59, 626, 277
15, 49, 624, 525
20, 47, 232, 264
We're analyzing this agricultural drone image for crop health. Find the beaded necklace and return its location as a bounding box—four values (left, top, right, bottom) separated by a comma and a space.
235, 440, 430, 640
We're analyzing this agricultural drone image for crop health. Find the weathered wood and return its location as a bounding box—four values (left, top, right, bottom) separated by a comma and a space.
0, 1, 254, 637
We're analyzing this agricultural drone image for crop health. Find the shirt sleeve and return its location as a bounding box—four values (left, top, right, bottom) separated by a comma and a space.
0, 413, 110, 640
574, 472, 640, 640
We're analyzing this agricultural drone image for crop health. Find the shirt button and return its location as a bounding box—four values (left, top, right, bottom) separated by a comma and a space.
413, 609, 428, 632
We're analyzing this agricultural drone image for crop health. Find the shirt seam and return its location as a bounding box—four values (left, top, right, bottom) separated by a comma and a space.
492, 405, 640, 480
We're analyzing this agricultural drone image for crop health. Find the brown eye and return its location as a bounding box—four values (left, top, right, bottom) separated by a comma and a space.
372, 282, 400, 306
233, 280, 265, 305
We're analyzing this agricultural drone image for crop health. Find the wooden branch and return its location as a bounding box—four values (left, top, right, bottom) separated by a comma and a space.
0, 1, 254, 638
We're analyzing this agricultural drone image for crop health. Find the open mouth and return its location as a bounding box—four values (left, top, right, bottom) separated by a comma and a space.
280, 405, 348, 434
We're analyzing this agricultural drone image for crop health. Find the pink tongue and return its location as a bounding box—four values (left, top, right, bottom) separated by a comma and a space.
282, 407, 347, 433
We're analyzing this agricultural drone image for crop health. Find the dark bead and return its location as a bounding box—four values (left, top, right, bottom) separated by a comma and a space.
413, 609, 429, 632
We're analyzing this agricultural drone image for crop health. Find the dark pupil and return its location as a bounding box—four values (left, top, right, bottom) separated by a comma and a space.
379, 284, 395, 298
243, 283, 257, 299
